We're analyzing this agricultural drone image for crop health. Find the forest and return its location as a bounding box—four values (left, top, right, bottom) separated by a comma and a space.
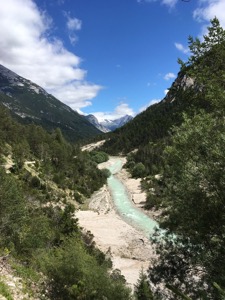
110, 18, 225, 300
0, 105, 132, 299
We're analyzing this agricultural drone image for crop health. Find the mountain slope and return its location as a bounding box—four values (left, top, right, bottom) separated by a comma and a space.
0, 64, 101, 142
100, 73, 194, 151
85, 114, 133, 132
100, 115, 133, 131
85, 114, 110, 133
99, 71, 208, 174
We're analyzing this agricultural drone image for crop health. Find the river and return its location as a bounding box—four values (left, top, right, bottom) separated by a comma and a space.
107, 158, 158, 238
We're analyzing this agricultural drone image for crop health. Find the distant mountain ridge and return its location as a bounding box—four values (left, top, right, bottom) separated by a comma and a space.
86, 114, 133, 132
0, 64, 101, 142
100, 115, 133, 131
85, 114, 110, 133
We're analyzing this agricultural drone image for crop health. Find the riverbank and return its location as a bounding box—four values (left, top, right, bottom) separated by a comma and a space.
76, 157, 156, 290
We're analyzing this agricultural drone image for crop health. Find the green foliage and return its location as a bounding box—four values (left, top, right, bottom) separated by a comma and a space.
74, 190, 84, 204
100, 18, 225, 182
213, 283, 225, 300
101, 101, 182, 157
0, 280, 13, 300
0, 167, 27, 252
38, 237, 132, 300
0, 74, 101, 142
150, 113, 225, 298
29, 176, 41, 188
89, 150, 109, 164
148, 18, 225, 300
132, 162, 146, 178
71, 151, 109, 198
180, 17, 225, 112
135, 270, 155, 300
0, 104, 131, 298
166, 284, 192, 300
101, 168, 111, 178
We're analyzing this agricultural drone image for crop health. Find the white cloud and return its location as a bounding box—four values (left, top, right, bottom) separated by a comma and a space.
0, 0, 102, 111
139, 99, 160, 112
50, 82, 102, 110
115, 103, 135, 116
175, 42, 189, 54
92, 103, 135, 122
164, 72, 176, 80
193, 0, 225, 28
64, 12, 82, 45
67, 17, 82, 31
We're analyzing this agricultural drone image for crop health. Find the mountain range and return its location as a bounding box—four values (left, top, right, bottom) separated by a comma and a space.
0, 64, 132, 142
85, 114, 133, 132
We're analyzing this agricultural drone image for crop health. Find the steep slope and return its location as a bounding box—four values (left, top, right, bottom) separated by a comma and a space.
99, 71, 209, 175
85, 114, 110, 133
0, 64, 101, 142
0, 103, 131, 299
100, 73, 196, 153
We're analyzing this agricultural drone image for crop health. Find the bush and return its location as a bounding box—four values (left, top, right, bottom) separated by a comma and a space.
101, 168, 111, 178
30, 176, 41, 188
90, 151, 109, 164
132, 162, 146, 178
74, 191, 84, 204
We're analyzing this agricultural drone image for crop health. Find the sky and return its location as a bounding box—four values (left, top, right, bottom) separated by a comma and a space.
0, 0, 225, 121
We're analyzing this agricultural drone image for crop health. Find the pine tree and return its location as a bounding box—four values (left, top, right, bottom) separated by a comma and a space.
135, 269, 155, 300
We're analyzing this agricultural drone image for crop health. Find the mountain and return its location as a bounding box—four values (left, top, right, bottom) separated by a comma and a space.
99, 70, 206, 174
85, 114, 110, 133
100, 115, 133, 131
86, 114, 133, 132
0, 64, 101, 142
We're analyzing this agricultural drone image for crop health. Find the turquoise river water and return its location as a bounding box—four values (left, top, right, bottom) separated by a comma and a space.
107, 158, 158, 238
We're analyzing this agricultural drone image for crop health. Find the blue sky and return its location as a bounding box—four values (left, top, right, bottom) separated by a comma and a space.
0, 0, 225, 121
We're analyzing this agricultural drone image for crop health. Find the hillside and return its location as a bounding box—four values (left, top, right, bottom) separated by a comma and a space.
0, 64, 101, 143
101, 18, 225, 299
0, 104, 132, 299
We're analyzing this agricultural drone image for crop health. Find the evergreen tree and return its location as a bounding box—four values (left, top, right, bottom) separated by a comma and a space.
149, 18, 225, 299
135, 269, 155, 300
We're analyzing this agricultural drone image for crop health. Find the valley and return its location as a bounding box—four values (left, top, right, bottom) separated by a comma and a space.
77, 156, 156, 290
0, 17, 225, 299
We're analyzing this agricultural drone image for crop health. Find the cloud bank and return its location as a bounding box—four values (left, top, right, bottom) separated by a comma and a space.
0, 0, 102, 111
193, 0, 225, 28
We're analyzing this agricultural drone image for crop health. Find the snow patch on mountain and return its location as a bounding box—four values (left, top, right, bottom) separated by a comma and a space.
86, 114, 133, 132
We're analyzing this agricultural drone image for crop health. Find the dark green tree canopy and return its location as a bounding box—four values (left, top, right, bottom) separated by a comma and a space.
148, 18, 225, 299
